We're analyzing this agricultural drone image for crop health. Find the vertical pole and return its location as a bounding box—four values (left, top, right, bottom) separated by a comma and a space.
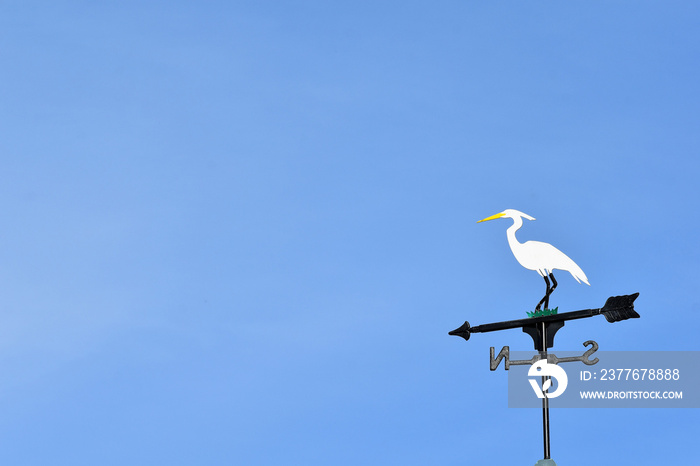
540, 321, 551, 460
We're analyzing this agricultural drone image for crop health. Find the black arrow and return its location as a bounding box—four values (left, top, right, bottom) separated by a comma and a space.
449, 293, 639, 343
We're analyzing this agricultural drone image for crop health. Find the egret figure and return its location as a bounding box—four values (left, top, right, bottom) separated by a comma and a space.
477, 209, 589, 311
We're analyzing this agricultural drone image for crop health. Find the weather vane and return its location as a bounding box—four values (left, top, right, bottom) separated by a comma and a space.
450, 209, 640, 466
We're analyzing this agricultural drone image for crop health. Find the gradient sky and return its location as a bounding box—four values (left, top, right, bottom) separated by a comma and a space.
1, 1, 699, 465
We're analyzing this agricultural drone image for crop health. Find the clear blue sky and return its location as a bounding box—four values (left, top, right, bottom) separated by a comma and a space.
1, 1, 698, 464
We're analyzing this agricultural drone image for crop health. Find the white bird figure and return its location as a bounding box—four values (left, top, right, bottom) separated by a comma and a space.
477, 209, 589, 311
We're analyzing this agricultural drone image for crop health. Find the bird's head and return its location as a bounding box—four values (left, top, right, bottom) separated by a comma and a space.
477, 209, 535, 223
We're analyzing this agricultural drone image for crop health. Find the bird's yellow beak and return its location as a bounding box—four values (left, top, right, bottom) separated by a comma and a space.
477, 212, 506, 223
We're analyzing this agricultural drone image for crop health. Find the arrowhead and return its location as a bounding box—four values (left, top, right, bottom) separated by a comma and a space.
449, 321, 471, 341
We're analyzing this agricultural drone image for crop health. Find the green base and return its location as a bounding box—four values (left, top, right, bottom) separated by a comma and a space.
527, 307, 558, 318
534, 459, 557, 466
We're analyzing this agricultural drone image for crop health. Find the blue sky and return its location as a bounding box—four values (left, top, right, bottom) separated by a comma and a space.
1, 1, 698, 464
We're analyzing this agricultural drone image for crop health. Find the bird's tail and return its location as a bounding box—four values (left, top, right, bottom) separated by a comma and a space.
567, 262, 590, 285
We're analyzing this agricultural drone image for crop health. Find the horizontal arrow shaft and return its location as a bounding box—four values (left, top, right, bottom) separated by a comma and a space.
471, 307, 607, 334
448, 293, 639, 342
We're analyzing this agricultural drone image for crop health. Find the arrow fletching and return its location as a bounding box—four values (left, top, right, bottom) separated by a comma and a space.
600, 293, 640, 323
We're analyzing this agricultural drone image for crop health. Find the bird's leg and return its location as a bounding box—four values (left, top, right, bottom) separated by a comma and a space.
542, 273, 557, 310
543, 274, 551, 310
548, 273, 558, 304
535, 275, 551, 311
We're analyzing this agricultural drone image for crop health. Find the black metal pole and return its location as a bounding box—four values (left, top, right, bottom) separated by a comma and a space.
540, 321, 551, 460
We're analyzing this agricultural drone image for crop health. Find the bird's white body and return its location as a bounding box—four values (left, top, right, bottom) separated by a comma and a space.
479, 209, 590, 285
